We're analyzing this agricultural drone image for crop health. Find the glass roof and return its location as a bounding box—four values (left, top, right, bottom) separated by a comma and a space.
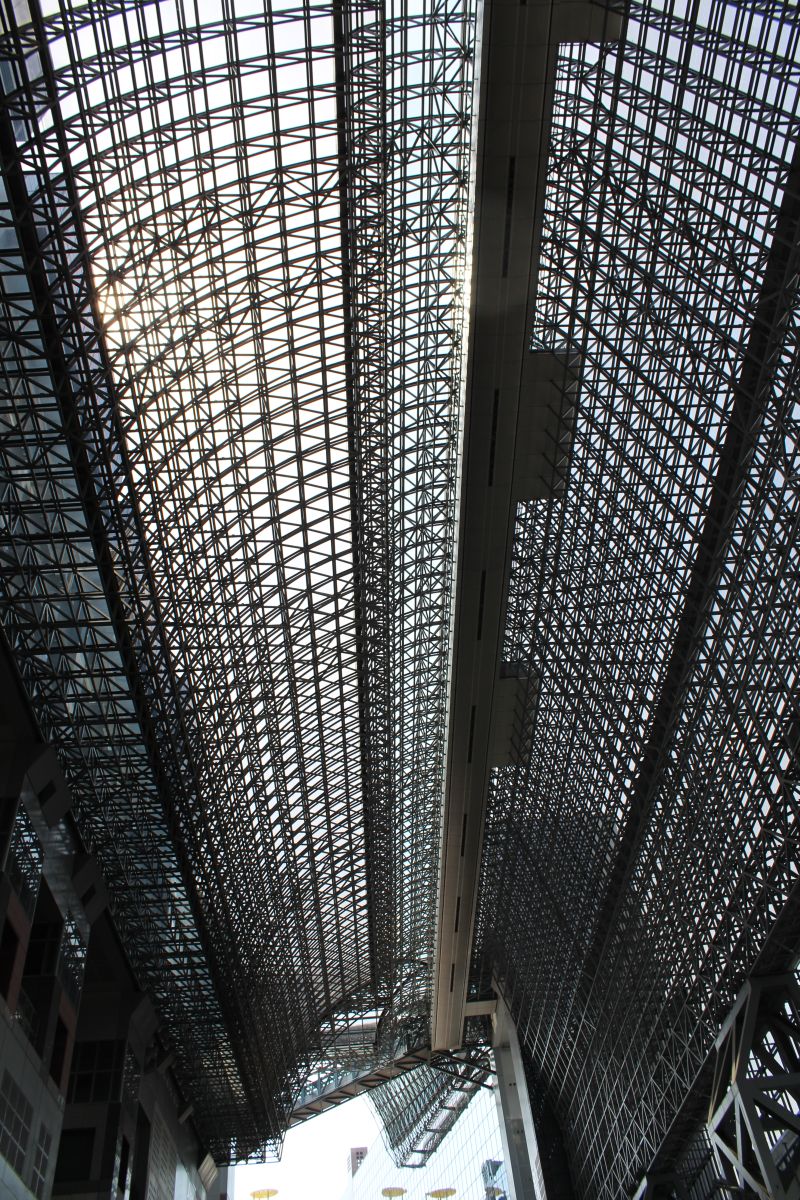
0, 0, 476, 1158
72, 0, 368, 1015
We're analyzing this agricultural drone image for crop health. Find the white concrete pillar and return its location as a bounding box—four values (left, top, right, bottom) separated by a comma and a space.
493, 998, 546, 1200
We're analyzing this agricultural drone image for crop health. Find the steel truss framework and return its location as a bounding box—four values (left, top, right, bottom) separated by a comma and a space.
474, 2, 800, 1197
708, 975, 800, 1197
0, 0, 476, 1159
370, 1043, 492, 1168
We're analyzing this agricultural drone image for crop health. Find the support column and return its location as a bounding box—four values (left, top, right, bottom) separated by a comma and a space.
493, 999, 544, 1200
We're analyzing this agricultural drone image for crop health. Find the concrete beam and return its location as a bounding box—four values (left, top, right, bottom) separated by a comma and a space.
431, 0, 620, 1054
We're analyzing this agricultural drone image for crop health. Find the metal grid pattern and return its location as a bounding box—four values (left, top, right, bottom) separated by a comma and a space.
0, 58, 254, 1152
474, 2, 800, 1196
5, 804, 42, 918
0, 0, 475, 1159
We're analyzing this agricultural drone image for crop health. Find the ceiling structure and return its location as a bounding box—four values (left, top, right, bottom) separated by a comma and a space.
2, 0, 800, 1193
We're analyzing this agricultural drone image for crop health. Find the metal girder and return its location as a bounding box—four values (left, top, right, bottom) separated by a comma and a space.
647, 861, 800, 1187
708, 977, 800, 1200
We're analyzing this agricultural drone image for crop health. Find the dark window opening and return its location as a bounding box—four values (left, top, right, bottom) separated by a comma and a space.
0, 918, 20, 1001
54, 1128, 94, 1184
50, 1017, 68, 1089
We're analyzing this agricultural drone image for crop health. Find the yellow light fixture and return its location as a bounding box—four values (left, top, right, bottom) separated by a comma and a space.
428, 1191, 457, 1198
250, 1191, 278, 1199
381, 1190, 407, 1198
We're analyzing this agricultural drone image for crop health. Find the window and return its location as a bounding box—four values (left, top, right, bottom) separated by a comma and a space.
68, 1039, 125, 1104
0, 1068, 33, 1179
30, 1123, 53, 1200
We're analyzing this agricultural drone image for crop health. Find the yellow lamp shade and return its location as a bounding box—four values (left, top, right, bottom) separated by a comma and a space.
428, 1191, 457, 1198
250, 1191, 278, 1199
381, 1190, 407, 1198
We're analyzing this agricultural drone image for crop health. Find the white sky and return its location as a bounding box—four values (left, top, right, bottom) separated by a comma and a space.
232, 1084, 504, 1200
233, 1096, 381, 1200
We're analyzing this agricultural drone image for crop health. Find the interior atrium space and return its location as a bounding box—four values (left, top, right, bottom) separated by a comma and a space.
0, 0, 798, 1198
